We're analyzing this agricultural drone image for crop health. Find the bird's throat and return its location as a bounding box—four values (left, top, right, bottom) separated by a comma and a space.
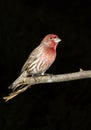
49, 41, 57, 50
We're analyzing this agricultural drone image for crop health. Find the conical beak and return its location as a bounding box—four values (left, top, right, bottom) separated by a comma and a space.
55, 37, 61, 43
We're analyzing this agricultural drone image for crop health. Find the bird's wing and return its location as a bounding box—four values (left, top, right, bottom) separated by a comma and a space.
20, 45, 43, 73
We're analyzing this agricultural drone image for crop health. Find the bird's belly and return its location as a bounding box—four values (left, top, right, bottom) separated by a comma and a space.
28, 49, 56, 75
36, 51, 56, 73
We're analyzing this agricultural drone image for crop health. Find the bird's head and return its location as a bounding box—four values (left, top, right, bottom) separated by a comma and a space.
42, 34, 61, 50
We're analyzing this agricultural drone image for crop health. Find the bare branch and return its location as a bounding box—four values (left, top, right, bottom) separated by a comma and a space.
3, 70, 91, 102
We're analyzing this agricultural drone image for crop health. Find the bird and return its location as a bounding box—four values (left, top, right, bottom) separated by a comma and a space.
8, 34, 61, 91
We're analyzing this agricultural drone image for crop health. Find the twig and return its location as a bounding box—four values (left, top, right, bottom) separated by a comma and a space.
3, 70, 91, 102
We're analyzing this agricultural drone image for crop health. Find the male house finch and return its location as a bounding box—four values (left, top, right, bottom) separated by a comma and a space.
9, 34, 61, 91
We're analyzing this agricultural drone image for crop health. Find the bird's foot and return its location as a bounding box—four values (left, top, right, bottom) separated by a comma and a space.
41, 73, 53, 76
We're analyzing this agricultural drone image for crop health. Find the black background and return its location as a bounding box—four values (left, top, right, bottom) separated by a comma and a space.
0, 0, 91, 130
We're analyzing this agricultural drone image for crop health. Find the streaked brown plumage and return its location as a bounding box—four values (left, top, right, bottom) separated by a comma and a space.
9, 34, 61, 91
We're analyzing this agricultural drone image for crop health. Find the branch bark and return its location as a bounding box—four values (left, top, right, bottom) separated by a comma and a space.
3, 70, 91, 102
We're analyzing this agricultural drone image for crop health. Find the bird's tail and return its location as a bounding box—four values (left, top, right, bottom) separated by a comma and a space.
8, 71, 28, 92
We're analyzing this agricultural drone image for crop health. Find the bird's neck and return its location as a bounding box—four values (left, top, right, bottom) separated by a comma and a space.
44, 41, 57, 50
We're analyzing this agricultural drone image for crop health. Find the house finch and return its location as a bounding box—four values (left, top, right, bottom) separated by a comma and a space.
9, 34, 61, 91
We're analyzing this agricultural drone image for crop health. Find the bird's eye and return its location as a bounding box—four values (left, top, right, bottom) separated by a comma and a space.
50, 37, 53, 40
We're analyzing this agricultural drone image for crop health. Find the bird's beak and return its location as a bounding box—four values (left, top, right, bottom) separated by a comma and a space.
55, 37, 61, 43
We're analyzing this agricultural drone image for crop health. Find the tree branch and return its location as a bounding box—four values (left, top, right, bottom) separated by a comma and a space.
3, 70, 91, 102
